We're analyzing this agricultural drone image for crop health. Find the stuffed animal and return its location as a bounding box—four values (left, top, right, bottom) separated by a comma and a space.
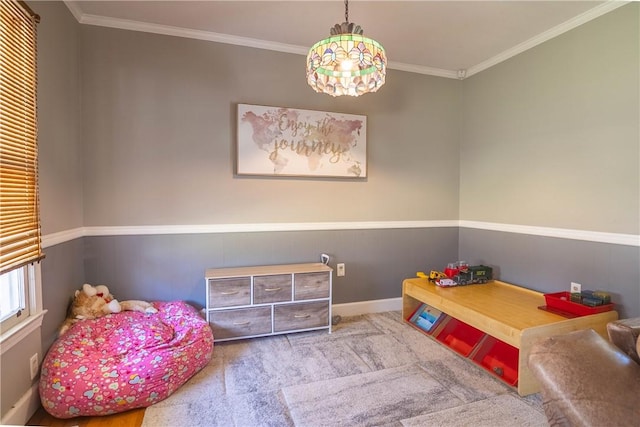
58, 283, 157, 336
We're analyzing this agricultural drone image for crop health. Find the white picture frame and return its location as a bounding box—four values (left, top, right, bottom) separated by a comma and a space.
237, 104, 367, 178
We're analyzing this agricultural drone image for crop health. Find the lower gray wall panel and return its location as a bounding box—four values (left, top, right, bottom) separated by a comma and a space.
459, 228, 640, 318
40, 238, 86, 349
84, 228, 459, 310
0, 328, 40, 417
42, 227, 637, 351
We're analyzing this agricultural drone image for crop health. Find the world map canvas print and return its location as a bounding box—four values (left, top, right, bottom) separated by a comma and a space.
237, 104, 367, 178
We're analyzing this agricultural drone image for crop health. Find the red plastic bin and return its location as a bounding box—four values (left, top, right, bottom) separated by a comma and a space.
471, 336, 519, 386
435, 318, 484, 357
544, 291, 614, 317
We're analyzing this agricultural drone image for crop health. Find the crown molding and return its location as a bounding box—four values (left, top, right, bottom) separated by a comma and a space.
79, 13, 308, 56
388, 61, 459, 79
62, 0, 83, 22
63, 1, 629, 80
72, 12, 457, 79
465, 0, 631, 78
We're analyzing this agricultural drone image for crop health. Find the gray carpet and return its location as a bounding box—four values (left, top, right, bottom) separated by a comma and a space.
141, 311, 547, 427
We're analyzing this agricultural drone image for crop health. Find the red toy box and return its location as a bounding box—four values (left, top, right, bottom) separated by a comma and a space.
543, 291, 614, 317
471, 336, 519, 386
435, 318, 484, 357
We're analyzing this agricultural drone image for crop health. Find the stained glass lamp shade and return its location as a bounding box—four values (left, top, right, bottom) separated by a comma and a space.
306, 5, 386, 97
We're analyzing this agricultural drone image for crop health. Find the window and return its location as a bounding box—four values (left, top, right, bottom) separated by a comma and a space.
0, 265, 29, 332
0, 263, 42, 351
0, 0, 44, 338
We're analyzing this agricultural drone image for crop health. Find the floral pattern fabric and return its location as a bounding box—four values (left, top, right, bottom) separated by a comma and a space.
39, 301, 213, 418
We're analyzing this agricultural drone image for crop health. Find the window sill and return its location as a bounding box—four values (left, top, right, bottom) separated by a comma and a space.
0, 310, 47, 355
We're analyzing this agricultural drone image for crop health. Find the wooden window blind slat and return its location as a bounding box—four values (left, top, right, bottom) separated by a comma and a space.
0, 89, 38, 110
0, 0, 43, 275
0, 131, 39, 149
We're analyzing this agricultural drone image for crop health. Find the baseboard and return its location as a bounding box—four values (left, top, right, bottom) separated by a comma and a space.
1, 382, 40, 426
332, 297, 402, 317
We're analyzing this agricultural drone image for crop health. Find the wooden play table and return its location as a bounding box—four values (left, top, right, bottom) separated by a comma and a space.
402, 278, 618, 395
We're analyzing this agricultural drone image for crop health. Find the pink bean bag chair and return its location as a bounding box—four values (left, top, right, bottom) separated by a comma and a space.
39, 301, 213, 418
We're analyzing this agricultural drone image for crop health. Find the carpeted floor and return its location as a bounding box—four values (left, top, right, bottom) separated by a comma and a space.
141, 311, 547, 427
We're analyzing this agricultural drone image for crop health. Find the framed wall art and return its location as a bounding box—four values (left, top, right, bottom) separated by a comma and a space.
237, 104, 367, 178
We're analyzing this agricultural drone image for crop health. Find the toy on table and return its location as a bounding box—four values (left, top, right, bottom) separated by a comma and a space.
566, 289, 611, 307
429, 270, 448, 281
444, 261, 468, 279
436, 278, 458, 287
418, 262, 493, 288
454, 265, 493, 285
416, 270, 450, 280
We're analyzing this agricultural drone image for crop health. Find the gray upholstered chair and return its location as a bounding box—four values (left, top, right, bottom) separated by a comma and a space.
528, 318, 640, 427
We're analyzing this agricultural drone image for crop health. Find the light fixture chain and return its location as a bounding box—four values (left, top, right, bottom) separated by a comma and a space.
345, 0, 349, 24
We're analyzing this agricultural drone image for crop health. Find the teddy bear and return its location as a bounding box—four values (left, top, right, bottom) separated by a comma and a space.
58, 283, 158, 336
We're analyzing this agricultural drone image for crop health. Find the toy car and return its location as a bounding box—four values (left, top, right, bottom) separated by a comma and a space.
436, 278, 457, 287
429, 270, 448, 281
454, 265, 493, 285
444, 261, 469, 279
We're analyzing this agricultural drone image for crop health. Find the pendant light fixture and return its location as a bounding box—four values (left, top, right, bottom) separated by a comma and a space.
306, 0, 387, 97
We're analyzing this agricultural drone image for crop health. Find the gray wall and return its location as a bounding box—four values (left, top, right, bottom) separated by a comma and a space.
34, 0, 640, 344
460, 4, 639, 234
1, 1, 84, 419
35, 0, 85, 355
459, 4, 640, 318
460, 230, 640, 318
84, 228, 459, 308
40, 240, 86, 349
0, 329, 41, 418
79, 26, 462, 226
76, 25, 463, 313
37, 1, 83, 235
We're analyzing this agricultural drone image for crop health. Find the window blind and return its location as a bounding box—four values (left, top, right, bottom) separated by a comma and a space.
0, 0, 43, 275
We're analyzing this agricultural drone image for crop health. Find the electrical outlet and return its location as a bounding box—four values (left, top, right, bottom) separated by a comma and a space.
30, 353, 38, 380
571, 282, 582, 294
337, 263, 345, 277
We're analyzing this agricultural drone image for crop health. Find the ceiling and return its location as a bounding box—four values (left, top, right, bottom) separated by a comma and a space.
64, 1, 626, 79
